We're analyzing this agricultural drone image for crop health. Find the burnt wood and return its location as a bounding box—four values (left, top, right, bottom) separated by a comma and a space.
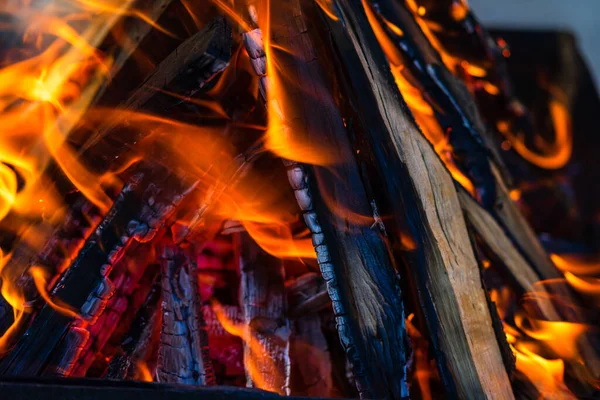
80, 16, 232, 166
316, 0, 514, 398
157, 244, 215, 385
243, 1, 412, 398
0, 165, 191, 376
107, 276, 162, 380
288, 273, 332, 397
238, 232, 290, 395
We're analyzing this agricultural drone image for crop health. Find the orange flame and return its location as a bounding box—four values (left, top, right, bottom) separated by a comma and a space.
29, 266, 82, 320
135, 361, 154, 382
362, 0, 476, 196
211, 299, 282, 393
405, 1, 573, 170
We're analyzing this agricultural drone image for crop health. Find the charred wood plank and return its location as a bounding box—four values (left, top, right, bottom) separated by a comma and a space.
91, 0, 177, 105
73, 244, 160, 377
80, 16, 232, 164
157, 244, 215, 385
0, 165, 191, 376
238, 232, 290, 395
0, 15, 233, 344
367, 0, 511, 204
242, 1, 412, 398
318, 1, 514, 398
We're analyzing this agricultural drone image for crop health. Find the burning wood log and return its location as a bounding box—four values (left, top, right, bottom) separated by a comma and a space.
241, 2, 412, 398
0, 13, 234, 346
315, 0, 514, 398
237, 232, 290, 395
157, 243, 215, 385
81, 16, 232, 164
0, 0, 598, 398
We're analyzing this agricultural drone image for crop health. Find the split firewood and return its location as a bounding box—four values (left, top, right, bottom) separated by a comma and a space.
91, 0, 178, 105
237, 232, 290, 395
363, 0, 561, 283
287, 273, 332, 397
366, 0, 510, 206
316, 0, 514, 398
241, 2, 411, 398
459, 188, 600, 381
157, 243, 215, 385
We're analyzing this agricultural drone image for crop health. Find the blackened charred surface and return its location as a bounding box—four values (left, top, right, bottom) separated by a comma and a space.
259, 1, 412, 398
0, 376, 342, 400
80, 16, 233, 170
368, 0, 507, 206
0, 164, 191, 377
0, 197, 102, 342
157, 244, 215, 386
74, 244, 160, 377
316, 0, 514, 398
238, 232, 290, 395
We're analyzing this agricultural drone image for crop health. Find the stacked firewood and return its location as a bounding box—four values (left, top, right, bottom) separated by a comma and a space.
0, 1, 597, 399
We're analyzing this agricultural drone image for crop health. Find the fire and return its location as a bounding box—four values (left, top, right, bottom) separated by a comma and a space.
362, 0, 477, 197
135, 361, 154, 382
497, 100, 573, 170
406, 0, 573, 170
406, 314, 433, 400
211, 299, 282, 393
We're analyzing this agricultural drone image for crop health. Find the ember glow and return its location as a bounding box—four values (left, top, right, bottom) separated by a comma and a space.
0, 0, 597, 399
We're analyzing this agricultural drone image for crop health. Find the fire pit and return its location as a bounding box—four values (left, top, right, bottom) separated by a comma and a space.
0, 1, 598, 399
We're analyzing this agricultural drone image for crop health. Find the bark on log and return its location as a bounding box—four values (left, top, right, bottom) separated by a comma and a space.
157, 244, 215, 385
238, 232, 290, 395
242, 2, 412, 398
317, 1, 514, 398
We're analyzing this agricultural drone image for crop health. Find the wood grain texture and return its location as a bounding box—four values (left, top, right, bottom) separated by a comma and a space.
320, 0, 514, 398
157, 244, 215, 385
243, 1, 412, 398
